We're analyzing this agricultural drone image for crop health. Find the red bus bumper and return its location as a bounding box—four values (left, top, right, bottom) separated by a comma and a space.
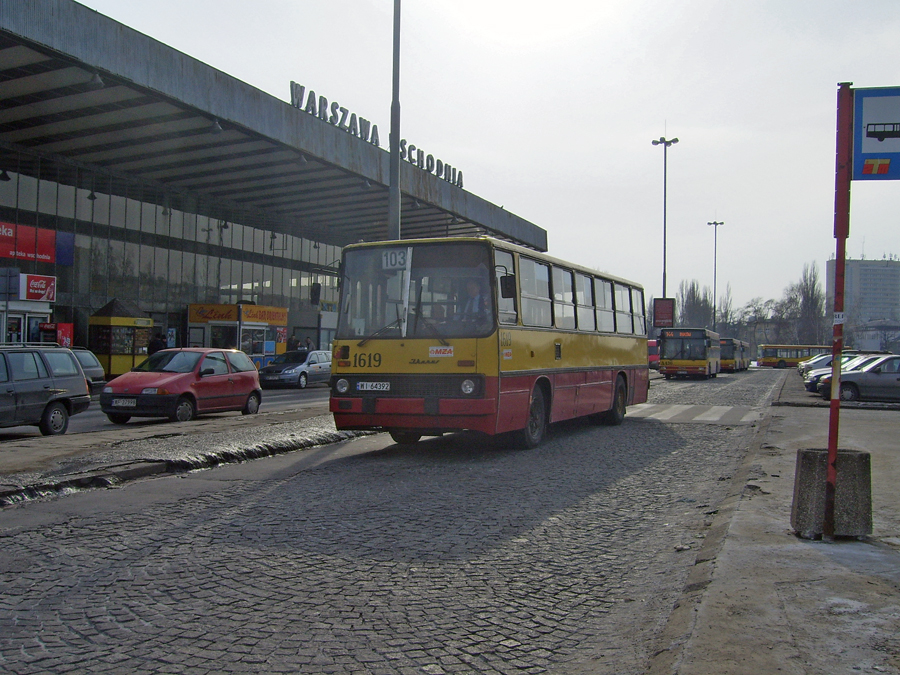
331, 396, 499, 434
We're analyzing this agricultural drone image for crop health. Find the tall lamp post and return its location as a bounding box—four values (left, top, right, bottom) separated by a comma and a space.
651, 136, 678, 299
708, 221, 724, 331
387, 0, 402, 240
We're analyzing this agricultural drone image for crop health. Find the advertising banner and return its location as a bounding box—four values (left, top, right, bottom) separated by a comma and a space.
19, 274, 57, 301
0, 222, 74, 265
653, 297, 676, 328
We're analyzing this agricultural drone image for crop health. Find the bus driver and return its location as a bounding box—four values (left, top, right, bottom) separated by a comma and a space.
456, 278, 488, 322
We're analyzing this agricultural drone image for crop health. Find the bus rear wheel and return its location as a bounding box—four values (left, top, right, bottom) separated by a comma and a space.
601, 376, 627, 426
389, 430, 422, 445
517, 386, 547, 449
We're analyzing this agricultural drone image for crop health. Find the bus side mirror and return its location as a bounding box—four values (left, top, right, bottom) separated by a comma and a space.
500, 275, 516, 299
310, 282, 321, 305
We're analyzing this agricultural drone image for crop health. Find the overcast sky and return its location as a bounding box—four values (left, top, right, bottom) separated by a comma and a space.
78, 0, 900, 309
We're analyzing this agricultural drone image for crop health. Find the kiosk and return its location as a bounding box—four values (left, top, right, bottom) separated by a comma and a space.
88, 299, 154, 377
187, 303, 287, 368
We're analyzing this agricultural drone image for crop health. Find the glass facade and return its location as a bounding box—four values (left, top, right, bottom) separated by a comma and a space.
0, 151, 339, 349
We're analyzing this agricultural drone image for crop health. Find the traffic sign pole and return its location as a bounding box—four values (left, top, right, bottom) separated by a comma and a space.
824, 82, 854, 540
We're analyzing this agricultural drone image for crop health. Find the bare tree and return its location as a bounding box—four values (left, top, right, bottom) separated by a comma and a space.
717, 283, 736, 336
677, 280, 713, 328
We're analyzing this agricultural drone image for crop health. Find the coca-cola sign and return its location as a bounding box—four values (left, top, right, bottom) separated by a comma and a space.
19, 274, 56, 302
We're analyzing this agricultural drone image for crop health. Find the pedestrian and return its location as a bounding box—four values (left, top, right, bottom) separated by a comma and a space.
148, 332, 166, 355
305, 336, 315, 350
287, 334, 300, 351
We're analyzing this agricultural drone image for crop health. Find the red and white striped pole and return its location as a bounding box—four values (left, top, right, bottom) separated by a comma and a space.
824, 82, 853, 540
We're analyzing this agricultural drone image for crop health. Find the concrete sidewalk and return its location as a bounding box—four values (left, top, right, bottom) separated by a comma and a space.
650, 372, 900, 674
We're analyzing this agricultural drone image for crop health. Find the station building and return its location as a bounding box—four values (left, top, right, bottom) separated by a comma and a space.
0, 1, 546, 370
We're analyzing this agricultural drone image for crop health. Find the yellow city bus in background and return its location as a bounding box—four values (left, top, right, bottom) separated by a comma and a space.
329, 236, 649, 448
720, 337, 750, 372
658, 328, 721, 379
757, 344, 830, 369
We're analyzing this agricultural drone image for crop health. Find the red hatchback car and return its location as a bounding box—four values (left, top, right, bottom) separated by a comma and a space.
100, 348, 262, 424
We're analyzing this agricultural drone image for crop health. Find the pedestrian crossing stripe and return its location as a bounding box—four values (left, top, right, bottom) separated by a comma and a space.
627, 403, 763, 425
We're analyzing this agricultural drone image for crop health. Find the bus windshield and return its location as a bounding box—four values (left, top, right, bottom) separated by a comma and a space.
661, 337, 708, 360
337, 242, 495, 341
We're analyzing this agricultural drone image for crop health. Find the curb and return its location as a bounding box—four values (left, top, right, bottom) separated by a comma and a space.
0, 428, 376, 507
646, 369, 785, 673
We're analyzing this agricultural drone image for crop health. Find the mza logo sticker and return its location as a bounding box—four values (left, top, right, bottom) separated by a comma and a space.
429, 346, 454, 357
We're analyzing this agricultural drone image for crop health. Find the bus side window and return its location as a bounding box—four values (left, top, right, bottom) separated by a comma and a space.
495, 249, 518, 325
631, 287, 646, 336
552, 266, 576, 330
575, 273, 595, 331
520, 257, 552, 327
614, 283, 632, 334
595, 278, 615, 332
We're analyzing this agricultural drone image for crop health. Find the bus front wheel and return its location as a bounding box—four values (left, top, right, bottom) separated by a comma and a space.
517, 386, 547, 449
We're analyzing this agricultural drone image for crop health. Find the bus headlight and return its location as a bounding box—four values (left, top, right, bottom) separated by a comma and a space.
335, 378, 350, 394
460, 379, 476, 395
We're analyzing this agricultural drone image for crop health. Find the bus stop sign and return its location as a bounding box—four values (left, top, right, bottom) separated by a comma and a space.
853, 87, 900, 181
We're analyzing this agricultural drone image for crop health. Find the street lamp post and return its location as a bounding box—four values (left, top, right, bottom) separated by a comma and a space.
387, 0, 402, 240
651, 136, 678, 299
708, 221, 724, 331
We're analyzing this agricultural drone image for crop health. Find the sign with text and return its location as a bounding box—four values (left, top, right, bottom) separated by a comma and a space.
19, 274, 56, 301
853, 86, 900, 181
653, 298, 676, 328
0, 222, 74, 265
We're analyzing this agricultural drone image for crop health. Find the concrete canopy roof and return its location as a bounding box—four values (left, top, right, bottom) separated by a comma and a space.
0, 0, 547, 251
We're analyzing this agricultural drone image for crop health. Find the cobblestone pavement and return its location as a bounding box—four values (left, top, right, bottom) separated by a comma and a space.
0, 370, 783, 674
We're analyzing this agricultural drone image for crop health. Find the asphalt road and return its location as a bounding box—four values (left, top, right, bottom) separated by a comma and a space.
0, 370, 784, 674
0, 384, 331, 438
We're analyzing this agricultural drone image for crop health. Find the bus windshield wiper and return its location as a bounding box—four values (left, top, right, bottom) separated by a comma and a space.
357, 307, 403, 347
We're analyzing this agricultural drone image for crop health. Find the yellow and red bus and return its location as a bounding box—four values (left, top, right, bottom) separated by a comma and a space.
720, 337, 750, 372
757, 344, 830, 369
658, 328, 721, 379
329, 236, 649, 448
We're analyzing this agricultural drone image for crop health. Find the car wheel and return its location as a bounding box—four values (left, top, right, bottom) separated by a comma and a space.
39, 402, 69, 436
107, 413, 131, 425
297, 372, 308, 389
839, 382, 860, 402
389, 430, 422, 445
170, 396, 196, 422
602, 376, 627, 426
242, 392, 261, 415
516, 385, 547, 449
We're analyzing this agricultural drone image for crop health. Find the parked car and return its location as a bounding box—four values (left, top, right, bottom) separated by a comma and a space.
258, 349, 332, 389
818, 354, 900, 401
100, 348, 262, 424
798, 353, 832, 377
71, 346, 106, 395
803, 354, 884, 392
0, 343, 91, 435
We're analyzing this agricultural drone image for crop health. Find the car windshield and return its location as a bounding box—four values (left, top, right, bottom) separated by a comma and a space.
135, 350, 202, 373
272, 351, 308, 364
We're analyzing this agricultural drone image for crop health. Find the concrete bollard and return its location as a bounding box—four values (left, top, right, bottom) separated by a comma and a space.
790, 448, 872, 539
